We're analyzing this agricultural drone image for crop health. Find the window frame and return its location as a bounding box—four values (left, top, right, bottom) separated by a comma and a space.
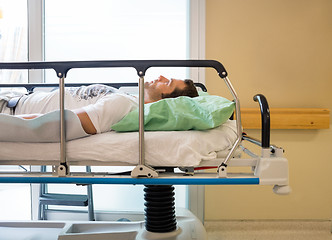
28, 0, 206, 222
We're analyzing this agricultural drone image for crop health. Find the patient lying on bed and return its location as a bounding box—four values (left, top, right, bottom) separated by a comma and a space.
0, 76, 198, 135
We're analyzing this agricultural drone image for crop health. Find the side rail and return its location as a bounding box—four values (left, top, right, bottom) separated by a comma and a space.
0, 60, 240, 178
0, 60, 227, 78
0, 82, 207, 93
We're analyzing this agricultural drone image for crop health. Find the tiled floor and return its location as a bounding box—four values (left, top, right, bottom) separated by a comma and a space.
205, 220, 332, 240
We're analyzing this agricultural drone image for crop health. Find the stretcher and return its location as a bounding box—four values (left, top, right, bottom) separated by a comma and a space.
0, 60, 290, 240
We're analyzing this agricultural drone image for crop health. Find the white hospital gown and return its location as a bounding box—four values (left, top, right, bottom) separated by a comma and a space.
14, 84, 138, 133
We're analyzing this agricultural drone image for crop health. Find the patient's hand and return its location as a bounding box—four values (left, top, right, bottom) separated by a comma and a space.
16, 113, 43, 119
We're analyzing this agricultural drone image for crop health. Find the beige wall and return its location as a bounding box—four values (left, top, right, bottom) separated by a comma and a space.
205, 0, 332, 220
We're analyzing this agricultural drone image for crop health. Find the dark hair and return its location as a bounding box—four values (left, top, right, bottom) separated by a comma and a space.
161, 79, 199, 99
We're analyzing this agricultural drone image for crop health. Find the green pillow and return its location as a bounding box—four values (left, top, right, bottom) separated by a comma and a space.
111, 95, 235, 132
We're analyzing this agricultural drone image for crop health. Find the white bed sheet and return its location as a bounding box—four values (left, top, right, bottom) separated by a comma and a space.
0, 120, 238, 167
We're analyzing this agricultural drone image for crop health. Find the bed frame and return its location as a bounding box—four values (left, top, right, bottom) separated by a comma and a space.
0, 60, 290, 239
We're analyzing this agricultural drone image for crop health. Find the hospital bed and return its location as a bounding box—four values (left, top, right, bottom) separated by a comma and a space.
0, 60, 290, 240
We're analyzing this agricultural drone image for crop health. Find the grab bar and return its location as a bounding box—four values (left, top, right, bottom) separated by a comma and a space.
253, 94, 270, 149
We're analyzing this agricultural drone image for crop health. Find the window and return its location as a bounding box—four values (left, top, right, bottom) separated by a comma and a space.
42, 0, 193, 216
43, 0, 190, 83
0, 0, 28, 83
0, 0, 206, 221
0, 0, 30, 221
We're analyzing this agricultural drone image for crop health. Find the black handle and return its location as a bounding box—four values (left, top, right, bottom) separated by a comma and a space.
253, 94, 270, 149
0, 60, 228, 78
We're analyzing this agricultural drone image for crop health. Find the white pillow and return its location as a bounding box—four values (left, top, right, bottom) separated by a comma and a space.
0, 110, 89, 143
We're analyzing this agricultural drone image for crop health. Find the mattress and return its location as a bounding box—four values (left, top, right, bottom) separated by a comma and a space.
0, 120, 238, 167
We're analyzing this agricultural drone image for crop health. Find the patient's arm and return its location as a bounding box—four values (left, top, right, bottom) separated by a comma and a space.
15, 109, 97, 135
72, 109, 97, 135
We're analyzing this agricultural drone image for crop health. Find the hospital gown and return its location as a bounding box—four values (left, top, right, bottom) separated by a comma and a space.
0, 84, 138, 133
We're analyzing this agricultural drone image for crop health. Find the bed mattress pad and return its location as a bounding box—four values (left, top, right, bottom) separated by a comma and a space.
0, 120, 237, 167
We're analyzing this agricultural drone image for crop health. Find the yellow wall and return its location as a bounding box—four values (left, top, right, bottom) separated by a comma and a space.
205, 0, 332, 220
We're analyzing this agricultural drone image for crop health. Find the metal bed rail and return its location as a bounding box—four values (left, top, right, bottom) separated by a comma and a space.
0, 60, 228, 78
0, 82, 208, 93
0, 60, 241, 178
